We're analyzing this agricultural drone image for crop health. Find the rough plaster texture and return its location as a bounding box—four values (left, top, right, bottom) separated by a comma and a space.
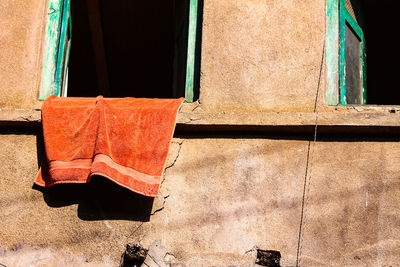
139, 138, 307, 266
300, 140, 400, 266
199, 0, 326, 113
1, 135, 399, 266
0, 134, 144, 266
4, 105, 400, 128
0, 0, 328, 112
0, 0, 45, 109
1, 0, 399, 266
0, 0, 393, 116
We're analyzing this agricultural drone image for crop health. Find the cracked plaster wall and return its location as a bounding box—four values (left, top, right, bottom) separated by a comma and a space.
0, 0, 327, 112
1, 136, 400, 266
1, 0, 400, 266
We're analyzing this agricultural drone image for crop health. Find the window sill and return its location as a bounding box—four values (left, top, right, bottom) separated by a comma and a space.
0, 108, 42, 127
2, 105, 400, 133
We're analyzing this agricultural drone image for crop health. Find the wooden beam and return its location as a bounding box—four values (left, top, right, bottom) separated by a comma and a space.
85, 0, 111, 96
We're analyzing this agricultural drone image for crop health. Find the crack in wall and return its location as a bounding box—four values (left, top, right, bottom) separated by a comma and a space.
150, 197, 166, 216
181, 117, 201, 124
163, 140, 184, 179
151, 141, 184, 217
244, 245, 259, 255
143, 253, 162, 267
121, 141, 184, 263
142, 241, 177, 267
125, 223, 145, 245
191, 101, 200, 112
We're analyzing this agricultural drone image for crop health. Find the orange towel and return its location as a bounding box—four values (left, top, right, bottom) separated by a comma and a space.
35, 95, 184, 197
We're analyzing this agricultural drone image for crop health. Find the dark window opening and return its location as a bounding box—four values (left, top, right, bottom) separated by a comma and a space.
345, 22, 362, 104
343, 0, 400, 105
67, 0, 190, 98
363, 0, 400, 104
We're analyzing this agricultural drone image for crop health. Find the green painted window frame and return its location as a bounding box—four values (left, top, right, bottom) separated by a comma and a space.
326, 0, 366, 105
39, 0, 199, 102
184, 0, 199, 102
39, 0, 71, 100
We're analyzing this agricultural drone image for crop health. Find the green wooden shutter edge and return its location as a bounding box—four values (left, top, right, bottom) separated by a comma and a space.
326, 0, 340, 105
39, 0, 65, 100
339, 0, 347, 104
343, 8, 366, 104
184, 0, 198, 102
339, 0, 366, 105
54, 0, 71, 97
327, 0, 366, 105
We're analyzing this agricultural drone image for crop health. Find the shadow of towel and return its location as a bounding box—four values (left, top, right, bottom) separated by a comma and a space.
33, 176, 154, 222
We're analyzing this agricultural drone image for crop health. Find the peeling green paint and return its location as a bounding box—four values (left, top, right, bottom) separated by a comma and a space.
339, 0, 346, 104
39, 0, 71, 100
184, 0, 198, 102
39, 0, 63, 100
55, 0, 71, 97
339, 0, 366, 104
326, 0, 366, 105
326, 0, 340, 105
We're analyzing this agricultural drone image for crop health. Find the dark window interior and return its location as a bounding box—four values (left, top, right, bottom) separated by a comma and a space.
345, 22, 362, 104
67, 0, 189, 98
363, 0, 400, 104
343, 0, 400, 105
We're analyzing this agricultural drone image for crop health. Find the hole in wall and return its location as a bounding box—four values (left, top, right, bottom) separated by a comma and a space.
256, 249, 281, 267
121, 244, 148, 267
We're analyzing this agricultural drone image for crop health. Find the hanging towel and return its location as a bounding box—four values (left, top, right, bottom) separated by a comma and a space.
35, 95, 184, 197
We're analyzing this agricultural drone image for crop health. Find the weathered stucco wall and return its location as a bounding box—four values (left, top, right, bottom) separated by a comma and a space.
1, 0, 327, 112
0, 0, 45, 109
0, 135, 399, 266
199, 0, 326, 112
1, 0, 399, 266
0, 133, 147, 266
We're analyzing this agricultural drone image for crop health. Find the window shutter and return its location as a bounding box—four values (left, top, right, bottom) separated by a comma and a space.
55, 0, 72, 97
339, 0, 366, 104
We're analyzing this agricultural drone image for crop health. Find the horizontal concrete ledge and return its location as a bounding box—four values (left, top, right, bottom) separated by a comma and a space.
2, 107, 400, 132
177, 110, 400, 127
0, 108, 41, 127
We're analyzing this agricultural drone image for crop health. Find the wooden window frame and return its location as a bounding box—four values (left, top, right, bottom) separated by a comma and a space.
39, 0, 71, 100
39, 0, 199, 102
326, 0, 366, 105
